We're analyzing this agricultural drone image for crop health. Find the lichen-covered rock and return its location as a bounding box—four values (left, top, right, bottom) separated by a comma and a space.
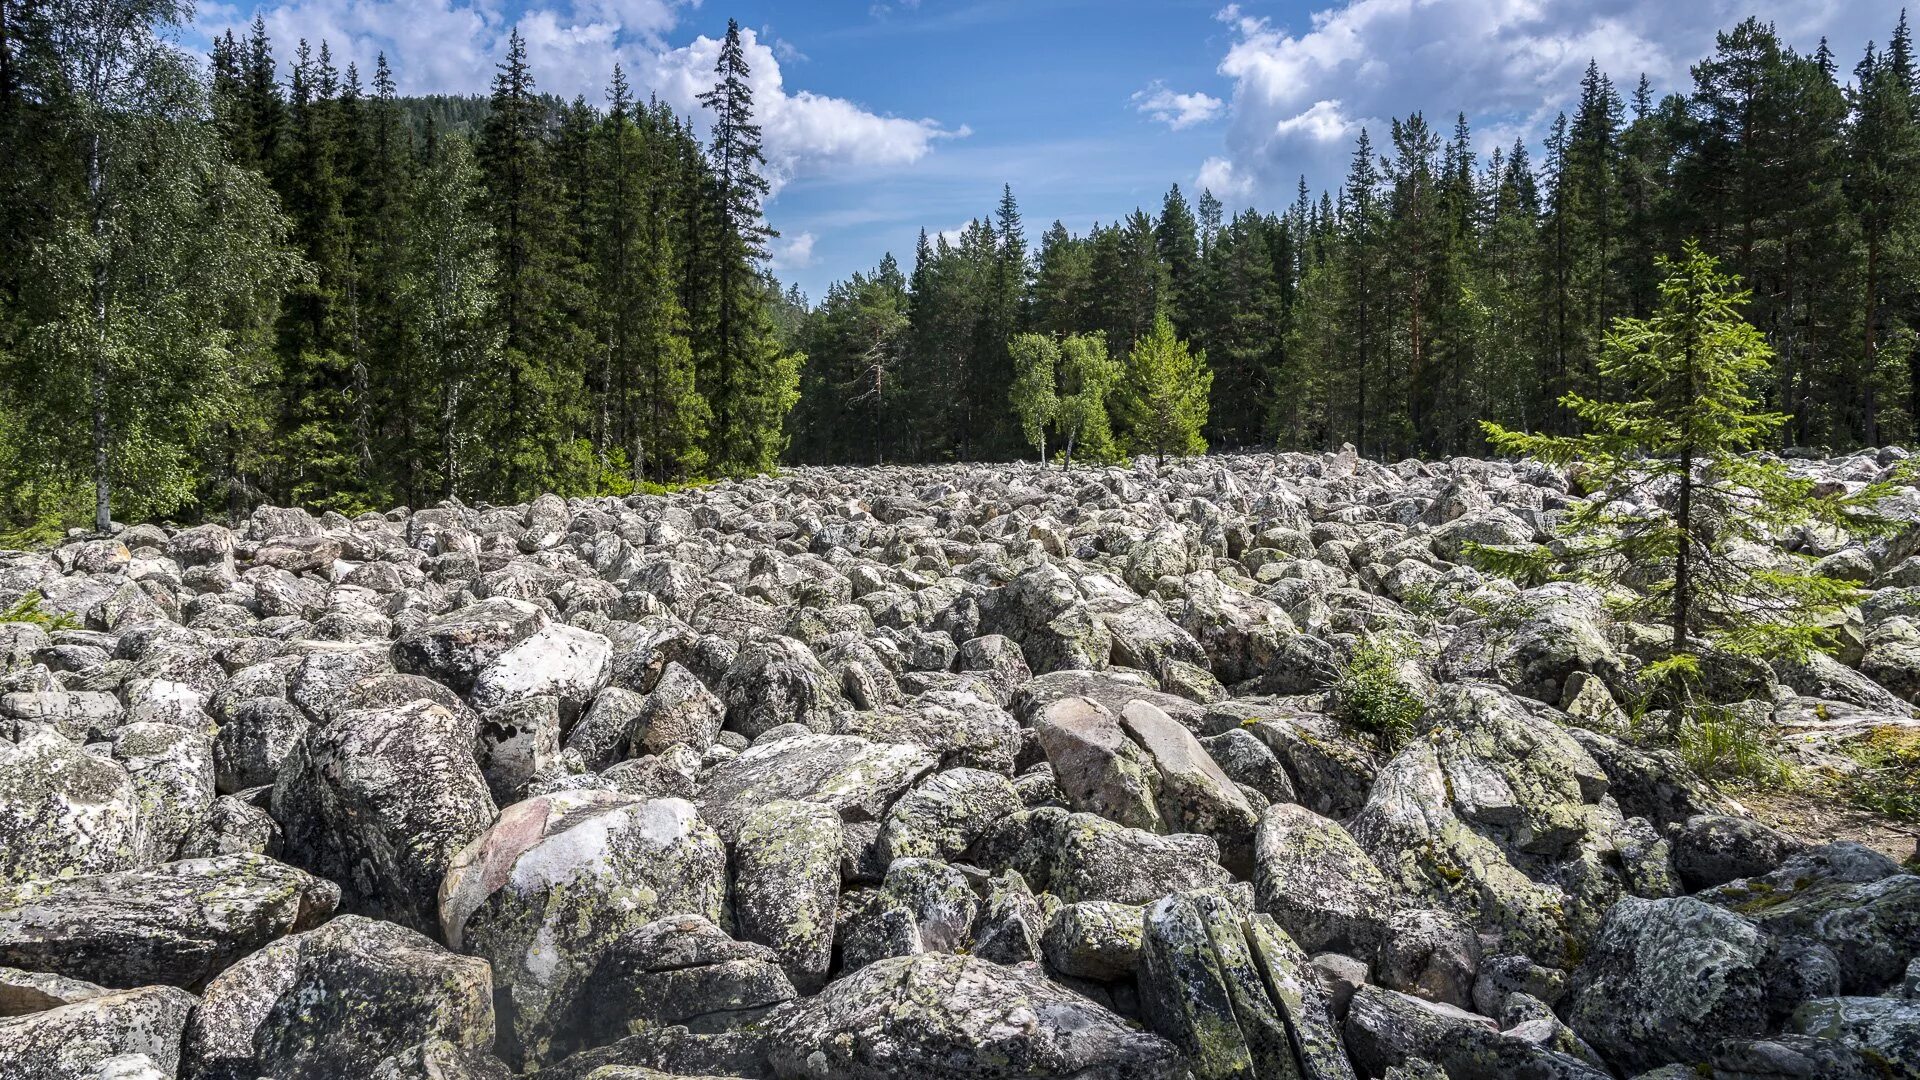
1438, 588, 1625, 706
392, 596, 548, 694
182, 914, 494, 1080
272, 699, 495, 931
0, 690, 123, 742
971, 870, 1045, 965
1728, 872, 1920, 993
1349, 684, 1632, 965
719, 635, 845, 739
987, 563, 1113, 675
876, 766, 1021, 865
0, 853, 336, 990
1120, 700, 1258, 870
1345, 985, 1608, 1080
1373, 907, 1479, 1009
0, 985, 196, 1080
558, 914, 795, 1056
1254, 802, 1399, 957
0, 965, 109, 1015
1785, 996, 1920, 1077
475, 693, 564, 804
1050, 811, 1233, 905
469, 622, 613, 720
837, 688, 1021, 773
438, 790, 726, 1067
1672, 813, 1802, 891
1567, 896, 1773, 1073
177, 794, 282, 859
212, 697, 309, 793
0, 726, 142, 886
1135, 892, 1255, 1080
761, 952, 1185, 1079
629, 661, 724, 756
692, 731, 936, 843
839, 857, 979, 971
733, 799, 843, 991
112, 721, 216, 865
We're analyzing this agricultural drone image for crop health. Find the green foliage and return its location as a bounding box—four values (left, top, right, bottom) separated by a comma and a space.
1335, 634, 1427, 752
1119, 314, 1212, 464
1054, 332, 1122, 468
1008, 333, 1058, 462
1830, 727, 1920, 822
1675, 706, 1793, 788
1483, 244, 1906, 683
4, 7, 1920, 536
1, 591, 80, 631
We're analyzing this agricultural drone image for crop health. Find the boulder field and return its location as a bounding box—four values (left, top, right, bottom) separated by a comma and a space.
0, 449, 1916, 1079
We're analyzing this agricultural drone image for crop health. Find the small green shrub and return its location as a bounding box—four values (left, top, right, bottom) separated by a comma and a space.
1675, 706, 1792, 788
1833, 727, 1920, 822
1335, 634, 1427, 753
1, 591, 78, 631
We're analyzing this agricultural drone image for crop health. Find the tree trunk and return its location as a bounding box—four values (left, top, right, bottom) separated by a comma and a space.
87, 129, 111, 534
1673, 445, 1692, 655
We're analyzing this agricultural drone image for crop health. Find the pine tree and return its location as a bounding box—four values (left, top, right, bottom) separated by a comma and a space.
1849, 28, 1920, 445
477, 28, 593, 497
1338, 128, 1387, 453
1156, 185, 1201, 338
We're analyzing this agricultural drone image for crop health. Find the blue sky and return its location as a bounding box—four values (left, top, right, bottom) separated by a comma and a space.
189, 0, 1903, 302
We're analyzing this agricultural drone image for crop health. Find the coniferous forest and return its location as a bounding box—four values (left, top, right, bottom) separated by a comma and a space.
1, 3, 1918, 538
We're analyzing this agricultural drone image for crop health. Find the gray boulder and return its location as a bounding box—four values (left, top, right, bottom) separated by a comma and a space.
392, 596, 548, 694
0, 727, 141, 886
761, 952, 1185, 1079
1253, 802, 1398, 957
182, 914, 494, 1080
438, 791, 726, 1067
693, 732, 936, 843
0, 985, 196, 1080
732, 799, 842, 991
272, 699, 495, 931
1566, 896, 1773, 1073
0, 854, 336, 990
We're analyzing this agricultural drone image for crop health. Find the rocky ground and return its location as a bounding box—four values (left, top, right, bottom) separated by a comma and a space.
1, 449, 1917, 1080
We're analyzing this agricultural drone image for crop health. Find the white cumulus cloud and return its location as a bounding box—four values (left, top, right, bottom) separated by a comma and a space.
1201, 0, 1897, 204
209, 1, 960, 195
1132, 80, 1225, 130
768, 231, 817, 270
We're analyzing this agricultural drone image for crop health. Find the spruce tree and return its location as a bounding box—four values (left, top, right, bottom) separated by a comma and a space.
1482, 243, 1902, 669
696, 18, 798, 475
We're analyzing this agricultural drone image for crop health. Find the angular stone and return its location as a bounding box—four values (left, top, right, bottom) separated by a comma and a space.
439, 791, 726, 1067
0, 854, 336, 990
183, 914, 494, 1080
0, 727, 141, 887
0, 985, 196, 1080
693, 732, 936, 843
761, 952, 1185, 1080
733, 799, 842, 991
272, 700, 495, 931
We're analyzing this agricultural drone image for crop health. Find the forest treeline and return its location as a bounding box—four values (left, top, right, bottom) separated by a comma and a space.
793, 13, 1920, 468
0, 1, 800, 538
0, 3, 1917, 539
